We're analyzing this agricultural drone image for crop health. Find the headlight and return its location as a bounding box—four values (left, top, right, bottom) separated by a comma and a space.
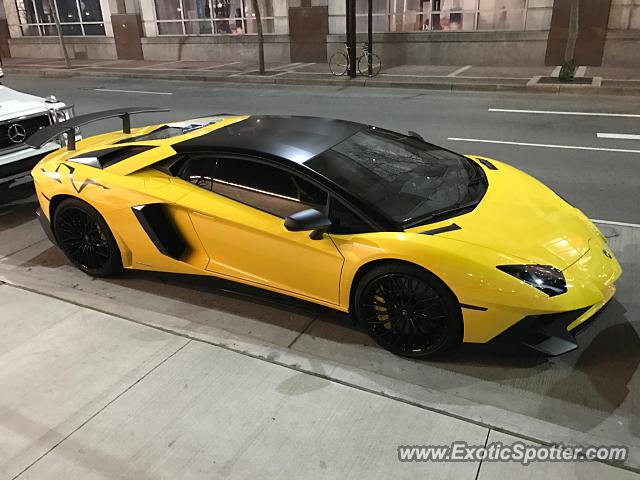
497, 264, 567, 297
49, 105, 75, 123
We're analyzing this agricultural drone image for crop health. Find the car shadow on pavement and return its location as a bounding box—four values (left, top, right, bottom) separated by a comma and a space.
536, 299, 640, 432
14, 242, 615, 373
106, 269, 556, 368
15, 229, 637, 376
0, 177, 37, 232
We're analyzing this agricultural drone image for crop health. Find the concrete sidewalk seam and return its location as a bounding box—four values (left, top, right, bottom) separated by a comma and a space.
474, 428, 492, 480
1, 238, 47, 260
3, 281, 638, 475
447, 65, 473, 77
286, 317, 316, 349
9, 337, 192, 480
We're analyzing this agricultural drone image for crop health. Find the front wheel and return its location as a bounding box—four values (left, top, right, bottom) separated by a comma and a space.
353, 263, 462, 358
53, 198, 123, 277
329, 52, 349, 76
358, 53, 382, 77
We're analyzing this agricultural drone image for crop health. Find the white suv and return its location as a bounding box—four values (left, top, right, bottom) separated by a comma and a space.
0, 67, 76, 178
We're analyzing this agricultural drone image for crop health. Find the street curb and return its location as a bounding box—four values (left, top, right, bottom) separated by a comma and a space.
6, 66, 640, 96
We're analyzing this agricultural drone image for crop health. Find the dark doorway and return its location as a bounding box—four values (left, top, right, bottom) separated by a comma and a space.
112, 14, 144, 60
545, 0, 612, 66
288, 6, 328, 63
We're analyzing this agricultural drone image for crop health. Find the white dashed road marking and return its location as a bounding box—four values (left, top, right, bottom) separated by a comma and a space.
597, 133, 640, 140
447, 137, 640, 154
489, 108, 640, 119
94, 88, 173, 95
592, 219, 640, 228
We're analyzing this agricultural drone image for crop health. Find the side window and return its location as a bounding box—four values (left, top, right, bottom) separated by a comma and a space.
211, 157, 327, 218
328, 198, 372, 234
178, 156, 217, 190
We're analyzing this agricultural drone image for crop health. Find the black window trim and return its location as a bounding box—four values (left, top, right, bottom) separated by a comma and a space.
165, 150, 383, 233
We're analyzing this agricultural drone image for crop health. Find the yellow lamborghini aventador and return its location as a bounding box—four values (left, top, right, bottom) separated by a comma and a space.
28, 108, 622, 358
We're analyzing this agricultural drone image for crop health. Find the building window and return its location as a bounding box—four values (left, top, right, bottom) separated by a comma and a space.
332, 0, 551, 33
154, 0, 281, 35
15, 0, 105, 36
609, 0, 640, 30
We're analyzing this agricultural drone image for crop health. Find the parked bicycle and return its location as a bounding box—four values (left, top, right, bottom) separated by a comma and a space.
329, 42, 382, 77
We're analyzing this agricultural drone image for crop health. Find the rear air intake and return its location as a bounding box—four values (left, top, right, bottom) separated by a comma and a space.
69, 146, 153, 169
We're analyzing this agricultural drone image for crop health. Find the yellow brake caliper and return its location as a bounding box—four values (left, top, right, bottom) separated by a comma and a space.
373, 293, 392, 329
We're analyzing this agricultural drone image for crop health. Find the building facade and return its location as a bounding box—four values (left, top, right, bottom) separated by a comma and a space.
0, 0, 638, 66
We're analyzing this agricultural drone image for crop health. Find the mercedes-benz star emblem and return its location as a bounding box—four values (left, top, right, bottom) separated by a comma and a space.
7, 123, 27, 144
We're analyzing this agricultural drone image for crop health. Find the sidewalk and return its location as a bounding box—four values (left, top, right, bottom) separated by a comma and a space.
1, 283, 637, 479
4, 57, 640, 95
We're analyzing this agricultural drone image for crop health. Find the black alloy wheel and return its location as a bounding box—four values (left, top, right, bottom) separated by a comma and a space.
53, 198, 122, 277
355, 264, 462, 358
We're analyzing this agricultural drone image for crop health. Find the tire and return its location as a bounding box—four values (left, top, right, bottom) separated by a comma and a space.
329, 52, 349, 76
358, 53, 382, 77
53, 198, 123, 277
353, 263, 462, 358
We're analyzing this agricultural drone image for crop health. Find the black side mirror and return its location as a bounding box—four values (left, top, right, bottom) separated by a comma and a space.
284, 208, 332, 240
408, 130, 424, 141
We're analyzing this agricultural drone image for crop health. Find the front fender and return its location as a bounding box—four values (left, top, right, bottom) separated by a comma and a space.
332, 231, 547, 310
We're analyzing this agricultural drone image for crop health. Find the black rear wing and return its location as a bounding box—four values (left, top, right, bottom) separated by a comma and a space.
26, 107, 169, 151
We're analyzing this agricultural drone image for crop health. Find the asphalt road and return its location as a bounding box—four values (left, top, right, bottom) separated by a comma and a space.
0, 75, 639, 475
4, 73, 640, 224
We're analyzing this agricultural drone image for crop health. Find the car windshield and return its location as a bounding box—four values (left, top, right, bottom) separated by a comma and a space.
305, 128, 486, 227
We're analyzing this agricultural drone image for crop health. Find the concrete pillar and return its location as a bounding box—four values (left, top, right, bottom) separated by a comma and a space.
0, 19, 9, 58
275, 0, 289, 33
328, 0, 345, 33
3, 0, 21, 39
139, 0, 159, 36
0, 0, 8, 58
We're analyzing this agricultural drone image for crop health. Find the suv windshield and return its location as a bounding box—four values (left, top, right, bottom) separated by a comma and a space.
305, 128, 487, 227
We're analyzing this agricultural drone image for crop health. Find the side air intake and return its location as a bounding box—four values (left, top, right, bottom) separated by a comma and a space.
132, 204, 186, 260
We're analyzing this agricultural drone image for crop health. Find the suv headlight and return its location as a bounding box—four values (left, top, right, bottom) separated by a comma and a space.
49, 105, 75, 123
497, 264, 567, 297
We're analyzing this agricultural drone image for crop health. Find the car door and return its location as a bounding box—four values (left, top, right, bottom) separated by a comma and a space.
174, 153, 345, 306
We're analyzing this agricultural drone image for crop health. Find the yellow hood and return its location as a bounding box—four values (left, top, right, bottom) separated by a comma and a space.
409, 158, 594, 270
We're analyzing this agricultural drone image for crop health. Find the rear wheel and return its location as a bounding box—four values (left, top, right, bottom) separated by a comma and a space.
353, 263, 462, 358
53, 198, 122, 277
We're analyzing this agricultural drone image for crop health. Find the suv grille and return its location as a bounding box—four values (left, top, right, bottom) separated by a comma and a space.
0, 114, 51, 150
